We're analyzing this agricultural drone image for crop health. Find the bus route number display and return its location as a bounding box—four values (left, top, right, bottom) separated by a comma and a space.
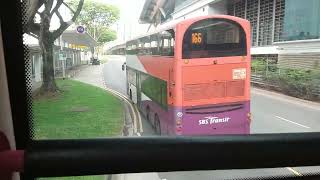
192, 32, 202, 45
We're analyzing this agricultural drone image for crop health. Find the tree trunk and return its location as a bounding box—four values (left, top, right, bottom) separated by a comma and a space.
90, 46, 95, 58
39, 11, 59, 94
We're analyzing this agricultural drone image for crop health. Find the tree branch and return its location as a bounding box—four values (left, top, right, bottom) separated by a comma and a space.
50, 0, 63, 17
24, 0, 45, 33
55, 10, 64, 25
62, 1, 75, 14
52, 0, 84, 40
44, 0, 54, 14
26, 22, 41, 38
27, 32, 39, 39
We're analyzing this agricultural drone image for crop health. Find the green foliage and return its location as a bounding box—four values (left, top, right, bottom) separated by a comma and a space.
69, 0, 120, 44
251, 59, 267, 74
264, 68, 320, 100
97, 29, 117, 45
251, 59, 278, 74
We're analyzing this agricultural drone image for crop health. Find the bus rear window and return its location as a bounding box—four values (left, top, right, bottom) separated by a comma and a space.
182, 19, 247, 59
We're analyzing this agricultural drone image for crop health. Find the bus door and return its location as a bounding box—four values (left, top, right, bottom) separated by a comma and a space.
168, 68, 174, 105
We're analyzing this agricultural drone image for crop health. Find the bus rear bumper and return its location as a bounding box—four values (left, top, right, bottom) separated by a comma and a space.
179, 101, 250, 135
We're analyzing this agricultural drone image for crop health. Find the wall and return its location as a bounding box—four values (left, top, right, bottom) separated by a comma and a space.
275, 40, 320, 70
208, 1, 227, 15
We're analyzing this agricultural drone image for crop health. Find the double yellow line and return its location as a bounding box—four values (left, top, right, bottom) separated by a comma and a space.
100, 67, 143, 134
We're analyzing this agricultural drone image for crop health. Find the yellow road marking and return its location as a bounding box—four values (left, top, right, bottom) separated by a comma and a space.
101, 64, 143, 135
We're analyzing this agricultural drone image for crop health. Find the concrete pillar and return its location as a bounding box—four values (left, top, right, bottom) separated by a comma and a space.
35, 54, 42, 82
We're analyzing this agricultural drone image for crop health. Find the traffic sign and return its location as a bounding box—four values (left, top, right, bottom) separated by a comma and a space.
76, 25, 85, 34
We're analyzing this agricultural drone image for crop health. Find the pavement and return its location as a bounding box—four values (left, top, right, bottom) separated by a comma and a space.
72, 64, 105, 89
76, 56, 320, 180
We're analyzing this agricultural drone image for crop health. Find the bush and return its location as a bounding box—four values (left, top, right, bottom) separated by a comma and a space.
251, 59, 266, 75
265, 68, 320, 100
251, 58, 278, 75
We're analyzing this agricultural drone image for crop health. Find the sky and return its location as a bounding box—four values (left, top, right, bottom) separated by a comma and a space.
100, 0, 149, 43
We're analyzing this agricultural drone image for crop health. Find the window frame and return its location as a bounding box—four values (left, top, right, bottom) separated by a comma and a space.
3, 1, 320, 179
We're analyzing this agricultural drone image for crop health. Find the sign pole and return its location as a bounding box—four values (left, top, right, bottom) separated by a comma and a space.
60, 36, 66, 79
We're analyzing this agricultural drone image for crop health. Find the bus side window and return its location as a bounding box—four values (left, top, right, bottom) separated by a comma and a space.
142, 36, 151, 55
170, 37, 175, 56
150, 34, 160, 55
160, 29, 174, 56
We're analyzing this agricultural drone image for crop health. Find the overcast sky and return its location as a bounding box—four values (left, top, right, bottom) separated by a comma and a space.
101, 0, 149, 42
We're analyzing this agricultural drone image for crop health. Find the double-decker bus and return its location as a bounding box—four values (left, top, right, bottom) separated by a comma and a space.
125, 15, 251, 135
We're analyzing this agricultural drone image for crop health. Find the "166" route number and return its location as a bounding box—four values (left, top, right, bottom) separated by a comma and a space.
192, 32, 202, 44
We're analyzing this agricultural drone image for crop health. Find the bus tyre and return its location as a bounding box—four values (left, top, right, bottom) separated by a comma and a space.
154, 114, 161, 135
129, 89, 132, 100
146, 106, 150, 121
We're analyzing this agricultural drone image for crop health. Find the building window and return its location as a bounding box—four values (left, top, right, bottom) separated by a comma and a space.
281, 0, 320, 41
258, 0, 274, 46
234, 0, 246, 19
229, 0, 286, 45
273, 0, 285, 42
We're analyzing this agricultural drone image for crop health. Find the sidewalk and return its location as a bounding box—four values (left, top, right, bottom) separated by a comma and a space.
31, 64, 90, 92
72, 64, 105, 88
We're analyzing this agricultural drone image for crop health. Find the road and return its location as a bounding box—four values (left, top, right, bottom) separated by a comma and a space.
102, 55, 320, 180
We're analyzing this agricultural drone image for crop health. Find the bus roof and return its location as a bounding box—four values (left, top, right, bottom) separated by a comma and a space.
126, 15, 249, 43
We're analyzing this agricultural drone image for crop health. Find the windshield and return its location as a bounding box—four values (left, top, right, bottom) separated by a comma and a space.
5, 0, 320, 179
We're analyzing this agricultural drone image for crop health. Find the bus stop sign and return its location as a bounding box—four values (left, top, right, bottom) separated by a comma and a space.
76, 25, 85, 34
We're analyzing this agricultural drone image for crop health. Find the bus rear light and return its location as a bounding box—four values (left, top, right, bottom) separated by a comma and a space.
176, 119, 182, 125
247, 112, 252, 123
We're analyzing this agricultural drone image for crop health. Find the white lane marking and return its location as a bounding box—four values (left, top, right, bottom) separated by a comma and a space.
286, 167, 302, 176
275, 116, 310, 129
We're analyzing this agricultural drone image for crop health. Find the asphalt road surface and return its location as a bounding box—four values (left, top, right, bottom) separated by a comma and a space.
102, 55, 320, 180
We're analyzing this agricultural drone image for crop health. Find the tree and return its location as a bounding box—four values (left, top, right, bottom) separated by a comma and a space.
97, 29, 117, 45
24, 0, 84, 94
69, 0, 120, 55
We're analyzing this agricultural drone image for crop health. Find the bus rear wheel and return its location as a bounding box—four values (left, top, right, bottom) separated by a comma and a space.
154, 114, 161, 135
129, 89, 132, 100
146, 106, 150, 121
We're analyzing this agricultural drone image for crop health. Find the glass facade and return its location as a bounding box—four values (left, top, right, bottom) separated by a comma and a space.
230, 0, 320, 46
282, 0, 320, 41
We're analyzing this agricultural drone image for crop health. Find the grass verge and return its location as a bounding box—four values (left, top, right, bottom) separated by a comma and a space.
33, 79, 123, 180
